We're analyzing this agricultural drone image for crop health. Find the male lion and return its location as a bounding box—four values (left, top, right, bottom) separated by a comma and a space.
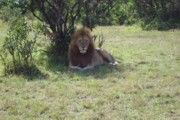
68, 27, 117, 70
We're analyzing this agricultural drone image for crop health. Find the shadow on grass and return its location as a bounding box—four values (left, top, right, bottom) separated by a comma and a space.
69, 64, 125, 79
5, 64, 49, 80
45, 54, 125, 79
45, 53, 68, 72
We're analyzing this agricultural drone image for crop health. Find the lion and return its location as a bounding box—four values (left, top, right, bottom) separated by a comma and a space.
68, 27, 117, 70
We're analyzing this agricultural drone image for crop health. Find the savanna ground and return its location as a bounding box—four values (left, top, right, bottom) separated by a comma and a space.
0, 20, 180, 120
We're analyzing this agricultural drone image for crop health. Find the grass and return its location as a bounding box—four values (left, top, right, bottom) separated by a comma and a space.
0, 21, 180, 120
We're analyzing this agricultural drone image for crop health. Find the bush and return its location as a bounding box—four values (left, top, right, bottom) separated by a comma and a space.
135, 0, 180, 30
0, 17, 38, 75
95, 1, 137, 26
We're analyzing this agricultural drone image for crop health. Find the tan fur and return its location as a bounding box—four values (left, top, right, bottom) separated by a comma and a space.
68, 27, 117, 70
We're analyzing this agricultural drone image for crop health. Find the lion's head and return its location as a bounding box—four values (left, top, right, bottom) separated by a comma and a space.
68, 27, 95, 67
70, 27, 94, 54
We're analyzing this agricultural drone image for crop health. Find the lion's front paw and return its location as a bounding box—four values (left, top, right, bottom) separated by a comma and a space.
69, 65, 94, 71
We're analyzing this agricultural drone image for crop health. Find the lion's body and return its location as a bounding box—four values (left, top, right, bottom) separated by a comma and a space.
91, 48, 116, 66
68, 27, 117, 70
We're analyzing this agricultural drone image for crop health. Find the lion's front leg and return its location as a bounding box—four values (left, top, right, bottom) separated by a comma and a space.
69, 61, 81, 70
82, 64, 94, 70
69, 61, 94, 71
69, 65, 94, 71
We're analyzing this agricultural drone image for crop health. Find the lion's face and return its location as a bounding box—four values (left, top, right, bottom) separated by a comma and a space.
76, 36, 90, 54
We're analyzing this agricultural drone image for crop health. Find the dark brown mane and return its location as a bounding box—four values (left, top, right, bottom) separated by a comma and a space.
68, 27, 95, 68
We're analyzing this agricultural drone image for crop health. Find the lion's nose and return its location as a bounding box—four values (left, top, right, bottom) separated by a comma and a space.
82, 46, 85, 50
82, 47, 87, 50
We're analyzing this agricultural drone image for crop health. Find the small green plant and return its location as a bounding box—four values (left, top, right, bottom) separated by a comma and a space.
0, 18, 38, 74
93, 34, 105, 48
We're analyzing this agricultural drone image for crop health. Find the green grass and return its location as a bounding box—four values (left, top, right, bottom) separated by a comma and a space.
0, 21, 180, 120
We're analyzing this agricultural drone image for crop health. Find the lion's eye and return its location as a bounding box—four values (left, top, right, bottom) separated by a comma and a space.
77, 36, 89, 44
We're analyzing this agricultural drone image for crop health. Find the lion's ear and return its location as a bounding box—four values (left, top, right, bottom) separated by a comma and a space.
71, 33, 76, 40
71, 31, 79, 40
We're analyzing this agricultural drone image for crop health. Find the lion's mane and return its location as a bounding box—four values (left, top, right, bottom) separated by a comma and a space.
68, 27, 95, 68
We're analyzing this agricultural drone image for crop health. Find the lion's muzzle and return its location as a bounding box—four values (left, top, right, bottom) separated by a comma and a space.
79, 46, 88, 54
